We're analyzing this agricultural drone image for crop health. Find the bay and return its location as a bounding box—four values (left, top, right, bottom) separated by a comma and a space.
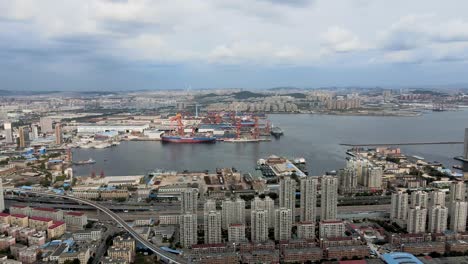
72, 110, 468, 176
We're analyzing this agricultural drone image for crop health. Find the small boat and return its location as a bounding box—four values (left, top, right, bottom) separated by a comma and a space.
73, 158, 96, 165
270, 126, 284, 137
453, 165, 463, 170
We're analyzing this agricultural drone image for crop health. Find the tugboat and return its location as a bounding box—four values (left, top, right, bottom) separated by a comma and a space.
270, 126, 284, 137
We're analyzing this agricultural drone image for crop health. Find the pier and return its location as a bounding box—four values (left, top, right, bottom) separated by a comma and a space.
340, 141, 464, 147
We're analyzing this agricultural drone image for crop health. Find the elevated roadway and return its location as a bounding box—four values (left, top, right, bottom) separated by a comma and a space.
12, 189, 186, 264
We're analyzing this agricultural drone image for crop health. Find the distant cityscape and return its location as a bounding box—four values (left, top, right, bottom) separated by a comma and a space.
0, 88, 467, 263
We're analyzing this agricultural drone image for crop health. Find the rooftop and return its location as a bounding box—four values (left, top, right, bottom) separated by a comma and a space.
65, 211, 85, 216
30, 216, 53, 222
10, 214, 27, 218
382, 252, 424, 264
48, 221, 65, 229
33, 207, 58, 212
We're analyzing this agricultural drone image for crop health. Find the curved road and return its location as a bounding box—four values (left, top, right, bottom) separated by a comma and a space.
13, 189, 186, 264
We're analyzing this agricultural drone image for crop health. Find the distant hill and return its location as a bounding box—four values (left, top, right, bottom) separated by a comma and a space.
232, 91, 267, 99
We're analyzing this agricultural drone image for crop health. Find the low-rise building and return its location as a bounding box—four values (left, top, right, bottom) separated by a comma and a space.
72, 190, 100, 200
446, 240, 468, 253
113, 236, 136, 252
7, 226, 22, 239
319, 236, 362, 249
18, 227, 36, 243
49, 243, 69, 262
58, 248, 90, 264
283, 248, 323, 263
196, 252, 239, 264
18, 246, 39, 264
0, 213, 10, 224
0, 235, 15, 250
10, 214, 28, 227
241, 250, 280, 264
107, 247, 134, 263
325, 245, 370, 260
48, 221, 66, 239
30, 207, 63, 221
9, 205, 31, 216
28, 216, 53, 231
28, 231, 46, 246
73, 229, 102, 241
159, 214, 180, 225
133, 219, 152, 226
9, 244, 27, 259
401, 242, 445, 255
63, 212, 87, 230
100, 257, 129, 264
100, 190, 129, 200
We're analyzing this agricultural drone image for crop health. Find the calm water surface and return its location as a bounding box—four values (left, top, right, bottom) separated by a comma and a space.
73, 111, 468, 176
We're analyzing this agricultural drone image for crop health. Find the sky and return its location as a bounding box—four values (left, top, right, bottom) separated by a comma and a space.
1, 0, 468, 91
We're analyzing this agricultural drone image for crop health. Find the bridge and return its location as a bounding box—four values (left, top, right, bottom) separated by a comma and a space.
13, 189, 186, 264
340, 141, 463, 147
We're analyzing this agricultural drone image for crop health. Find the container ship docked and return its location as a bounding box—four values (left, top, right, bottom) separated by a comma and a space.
162, 113, 216, 144
161, 135, 216, 143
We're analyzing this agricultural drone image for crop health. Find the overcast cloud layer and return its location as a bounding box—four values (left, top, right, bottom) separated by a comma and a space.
1, 0, 468, 90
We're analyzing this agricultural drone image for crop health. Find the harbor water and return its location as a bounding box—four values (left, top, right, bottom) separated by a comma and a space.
73, 110, 468, 176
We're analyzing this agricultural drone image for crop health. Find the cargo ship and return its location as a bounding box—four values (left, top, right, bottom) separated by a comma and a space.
73, 158, 96, 165
161, 135, 216, 143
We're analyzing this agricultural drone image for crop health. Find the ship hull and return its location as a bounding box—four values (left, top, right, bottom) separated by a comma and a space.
161, 136, 216, 143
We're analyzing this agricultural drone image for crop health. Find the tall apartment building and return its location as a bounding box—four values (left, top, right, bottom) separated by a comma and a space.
40, 117, 54, 133
279, 177, 296, 222
204, 199, 217, 213
429, 190, 446, 207
180, 213, 197, 248
299, 177, 318, 222
0, 179, 4, 212
55, 123, 63, 145
221, 197, 245, 229
4, 122, 13, 144
390, 191, 408, 221
411, 191, 428, 208
18, 126, 29, 148
428, 206, 448, 233
251, 196, 275, 228
31, 125, 39, 140
319, 220, 345, 238
321, 176, 338, 220
365, 166, 383, 189
450, 201, 467, 232
180, 188, 198, 214
204, 210, 222, 244
449, 181, 466, 203
407, 206, 427, 234
228, 224, 246, 243
274, 208, 292, 241
338, 167, 357, 190
297, 222, 315, 240
251, 209, 268, 242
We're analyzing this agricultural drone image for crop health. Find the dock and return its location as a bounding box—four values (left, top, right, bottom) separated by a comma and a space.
340, 141, 463, 147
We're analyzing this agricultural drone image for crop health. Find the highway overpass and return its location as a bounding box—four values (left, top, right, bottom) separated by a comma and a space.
12, 189, 187, 264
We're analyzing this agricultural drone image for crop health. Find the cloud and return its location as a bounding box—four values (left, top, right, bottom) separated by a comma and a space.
2, 0, 468, 89
321, 26, 362, 53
